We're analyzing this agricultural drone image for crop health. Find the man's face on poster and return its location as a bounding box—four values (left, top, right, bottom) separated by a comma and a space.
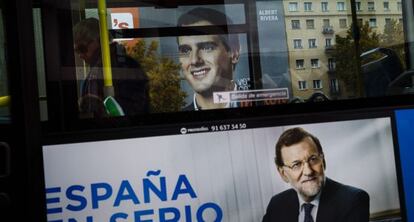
178, 21, 239, 95
277, 137, 326, 202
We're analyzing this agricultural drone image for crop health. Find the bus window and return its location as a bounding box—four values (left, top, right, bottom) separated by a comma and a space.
0, 7, 10, 123
354, 0, 408, 97
38, 0, 414, 129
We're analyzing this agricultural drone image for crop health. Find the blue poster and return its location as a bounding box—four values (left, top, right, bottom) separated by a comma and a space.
395, 109, 414, 222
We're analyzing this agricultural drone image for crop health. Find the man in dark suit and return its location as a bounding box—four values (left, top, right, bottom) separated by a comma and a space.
262, 127, 370, 222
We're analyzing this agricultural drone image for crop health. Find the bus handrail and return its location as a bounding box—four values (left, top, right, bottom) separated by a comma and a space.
0, 96, 10, 107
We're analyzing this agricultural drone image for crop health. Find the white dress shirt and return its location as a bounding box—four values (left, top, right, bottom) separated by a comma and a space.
298, 191, 321, 222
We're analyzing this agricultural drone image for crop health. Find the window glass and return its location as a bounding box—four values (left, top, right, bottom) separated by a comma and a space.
288, 2, 298, 12
306, 19, 314, 29
369, 18, 377, 27
298, 80, 307, 90
33, 8, 48, 121
368, 2, 375, 11
0, 8, 10, 123
356, 2, 362, 11
308, 38, 317, 48
397, 2, 402, 11
68, 1, 292, 117
292, 19, 300, 29
321, 2, 328, 12
294, 39, 302, 48
304, 2, 312, 11
339, 18, 347, 28
325, 38, 333, 49
313, 79, 322, 89
330, 78, 339, 93
296, 59, 304, 69
34, 0, 414, 125
354, 0, 407, 98
311, 58, 319, 68
384, 2, 390, 11
337, 2, 346, 11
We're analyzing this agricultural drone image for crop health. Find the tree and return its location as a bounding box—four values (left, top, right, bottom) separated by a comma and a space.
127, 40, 186, 113
333, 22, 380, 97
381, 19, 405, 68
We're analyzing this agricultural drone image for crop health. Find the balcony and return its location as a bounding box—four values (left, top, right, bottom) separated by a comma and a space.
322, 26, 334, 34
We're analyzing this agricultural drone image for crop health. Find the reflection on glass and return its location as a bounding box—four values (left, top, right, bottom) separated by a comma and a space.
0, 8, 10, 122
73, 18, 150, 118
353, 0, 406, 97
284, 0, 407, 100
65, 0, 412, 117
284, 0, 353, 100
33, 8, 49, 121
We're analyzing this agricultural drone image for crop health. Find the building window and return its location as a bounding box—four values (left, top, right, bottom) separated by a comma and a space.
330, 79, 339, 92
368, 2, 375, 11
321, 2, 328, 12
292, 20, 300, 29
399, 18, 403, 23
294, 39, 303, 49
308, 39, 317, 48
337, 2, 346, 11
356, 2, 362, 11
311, 59, 319, 68
313, 80, 322, 89
397, 2, 402, 11
289, 2, 299, 11
304, 2, 312, 11
296, 59, 305, 69
323, 19, 330, 27
325, 38, 332, 47
385, 18, 391, 26
383, 1, 390, 11
306, 19, 315, 29
328, 58, 336, 70
298, 81, 307, 90
357, 19, 363, 26
369, 18, 377, 27
339, 18, 347, 28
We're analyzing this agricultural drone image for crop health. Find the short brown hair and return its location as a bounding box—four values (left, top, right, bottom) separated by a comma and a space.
275, 127, 325, 168
177, 7, 240, 53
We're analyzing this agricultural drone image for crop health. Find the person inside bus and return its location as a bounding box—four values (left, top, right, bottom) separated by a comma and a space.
177, 8, 241, 111
73, 18, 149, 117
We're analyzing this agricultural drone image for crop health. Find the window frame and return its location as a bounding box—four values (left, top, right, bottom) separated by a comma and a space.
321, 2, 328, 12
294, 39, 303, 49
368, 2, 375, 11
304, 2, 312, 11
298, 80, 307, 90
311, 58, 320, 68
313, 79, 323, 89
288, 2, 299, 12
296, 59, 305, 69
306, 19, 315, 29
308, 38, 317, 48
336, 2, 346, 11
292, 19, 301, 29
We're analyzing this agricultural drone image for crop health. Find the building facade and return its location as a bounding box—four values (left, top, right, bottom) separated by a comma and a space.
283, 0, 403, 100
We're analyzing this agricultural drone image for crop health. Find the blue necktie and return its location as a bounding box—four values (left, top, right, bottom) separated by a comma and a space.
304, 203, 314, 222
